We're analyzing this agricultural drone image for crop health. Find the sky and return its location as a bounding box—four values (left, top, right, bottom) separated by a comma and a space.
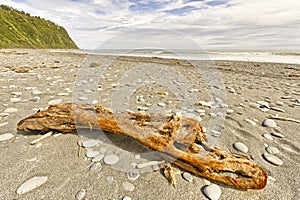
1, 0, 300, 50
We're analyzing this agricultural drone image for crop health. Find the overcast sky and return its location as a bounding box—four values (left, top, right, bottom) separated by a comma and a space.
1, 0, 300, 50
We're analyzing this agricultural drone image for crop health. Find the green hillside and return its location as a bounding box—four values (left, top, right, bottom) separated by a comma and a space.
0, 5, 78, 49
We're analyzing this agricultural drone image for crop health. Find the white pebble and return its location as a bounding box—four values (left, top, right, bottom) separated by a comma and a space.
122, 196, 132, 200
226, 109, 234, 114
10, 98, 21, 103
92, 154, 104, 162
0, 133, 14, 142
262, 119, 277, 127
105, 176, 114, 183
11, 92, 22, 96
263, 153, 283, 166
245, 119, 256, 126
48, 99, 62, 105
263, 134, 273, 140
233, 142, 249, 153
89, 162, 102, 173
210, 130, 221, 137
3, 108, 18, 113
16, 176, 48, 195
126, 170, 140, 181
75, 189, 86, 200
78, 96, 88, 101
32, 90, 43, 95
203, 184, 221, 200
122, 181, 135, 192
0, 122, 8, 127
86, 150, 100, 158
182, 172, 193, 182
104, 154, 120, 165
158, 102, 166, 107
271, 132, 285, 138
266, 146, 280, 155
29, 96, 40, 102
82, 139, 99, 148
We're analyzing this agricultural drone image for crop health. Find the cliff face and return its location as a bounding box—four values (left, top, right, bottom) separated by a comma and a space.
0, 5, 78, 49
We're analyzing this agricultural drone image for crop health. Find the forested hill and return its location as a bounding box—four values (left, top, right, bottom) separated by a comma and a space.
0, 5, 78, 49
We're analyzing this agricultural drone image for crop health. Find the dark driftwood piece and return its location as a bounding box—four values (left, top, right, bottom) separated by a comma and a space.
17, 103, 267, 190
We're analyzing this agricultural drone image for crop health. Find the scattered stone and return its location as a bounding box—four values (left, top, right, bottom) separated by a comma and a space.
134, 154, 141, 159
0, 122, 8, 127
16, 176, 48, 195
4, 108, 18, 113
92, 154, 104, 162
122, 196, 132, 200
10, 98, 21, 103
48, 99, 62, 105
226, 109, 234, 114
182, 172, 193, 182
197, 101, 213, 108
75, 189, 86, 200
233, 142, 249, 153
263, 153, 283, 166
104, 154, 120, 165
32, 90, 43, 95
0, 133, 14, 142
195, 109, 205, 113
89, 162, 102, 173
275, 101, 284, 106
281, 95, 292, 99
245, 119, 256, 126
151, 164, 160, 172
86, 150, 100, 158
29, 96, 40, 102
126, 170, 140, 181
203, 184, 221, 200
263, 134, 273, 140
82, 139, 99, 148
266, 146, 280, 155
158, 102, 166, 107
271, 132, 285, 138
11, 91, 22, 96
210, 130, 221, 137
122, 181, 135, 192
78, 96, 88, 101
262, 119, 277, 127
57, 93, 69, 96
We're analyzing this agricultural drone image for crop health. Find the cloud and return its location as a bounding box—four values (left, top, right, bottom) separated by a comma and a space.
1, 0, 300, 49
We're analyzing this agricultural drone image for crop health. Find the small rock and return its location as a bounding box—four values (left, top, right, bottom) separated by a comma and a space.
158, 102, 166, 107
89, 162, 102, 173
29, 97, 40, 102
48, 99, 62, 105
262, 119, 277, 127
210, 130, 221, 137
105, 176, 114, 184
263, 134, 273, 140
4, 108, 18, 113
75, 189, 86, 200
104, 154, 120, 165
16, 176, 48, 195
271, 132, 285, 138
82, 139, 99, 148
126, 170, 140, 181
10, 98, 21, 103
86, 150, 100, 158
92, 154, 104, 162
11, 92, 22, 96
32, 90, 43, 95
0, 133, 14, 142
266, 146, 280, 154
78, 96, 88, 101
226, 109, 234, 114
0, 122, 8, 127
122, 181, 135, 192
195, 109, 205, 113
122, 196, 132, 200
245, 119, 256, 126
203, 184, 221, 200
263, 153, 283, 166
182, 172, 193, 182
233, 142, 249, 153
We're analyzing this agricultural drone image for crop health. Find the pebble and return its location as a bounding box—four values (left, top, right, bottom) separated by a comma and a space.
0, 122, 8, 127
122, 181, 135, 192
105, 176, 114, 184
203, 184, 221, 200
262, 119, 277, 127
126, 170, 140, 181
226, 109, 234, 114
104, 154, 120, 165
16, 176, 48, 195
158, 102, 166, 107
245, 119, 256, 126
266, 146, 280, 154
182, 172, 193, 182
4, 108, 18, 113
210, 130, 221, 137
122, 196, 132, 200
263, 153, 283, 166
32, 90, 43, 95
89, 162, 102, 173
195, 109, 205, 113
75, 189, 86, 200
57, 93, 69, 96
263, 134, 273, 140
0, 133, 14, 142
10, 98, 21, 103
86, 150, 100, 158
78, 96, 88, 101
271, 132, 285, 138
48, 99, 62, 105
29, 96, 40, 102
11, 91, 22, 96
82, 139, 99, 148
233, 142, 249, 153
92, 154, 104, 162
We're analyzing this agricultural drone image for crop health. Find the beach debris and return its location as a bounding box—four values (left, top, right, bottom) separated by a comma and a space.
266, 146, 280, 155
233, 142, 249, 153
122, 181, 135, 192
270, 107, 285, 113
75, 189, 86, 200
82, 139, 99, 148
203, 184, 222, 200
262, 119, 277, 127
30, 131, 53, 145
16, 176, 48, 195
0, 133, 14, 142
182, 172, 193, 183
263, 134, 273, 141
269, 115, 300, 124
17, 103, 268, 189
271, 132, 285, 138
126, 170, 140, 181
263, 153, 283, 166
103, 154, 120, 165
164, 163, 176, 188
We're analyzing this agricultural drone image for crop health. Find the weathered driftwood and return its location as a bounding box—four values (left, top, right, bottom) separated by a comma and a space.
17, 103, 267, 190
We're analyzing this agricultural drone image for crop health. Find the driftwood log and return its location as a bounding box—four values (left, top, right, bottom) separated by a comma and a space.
17, 103, 267, 190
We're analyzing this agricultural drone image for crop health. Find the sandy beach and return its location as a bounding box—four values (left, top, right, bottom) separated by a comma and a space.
0, 49, 299, 200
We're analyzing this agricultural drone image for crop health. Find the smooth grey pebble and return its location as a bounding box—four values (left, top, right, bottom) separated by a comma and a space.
263, 153, 283, 166
266, 146, 280, 154
203, 184, 221, 200
262, 119, 277, 127
233, 142, 248, 153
